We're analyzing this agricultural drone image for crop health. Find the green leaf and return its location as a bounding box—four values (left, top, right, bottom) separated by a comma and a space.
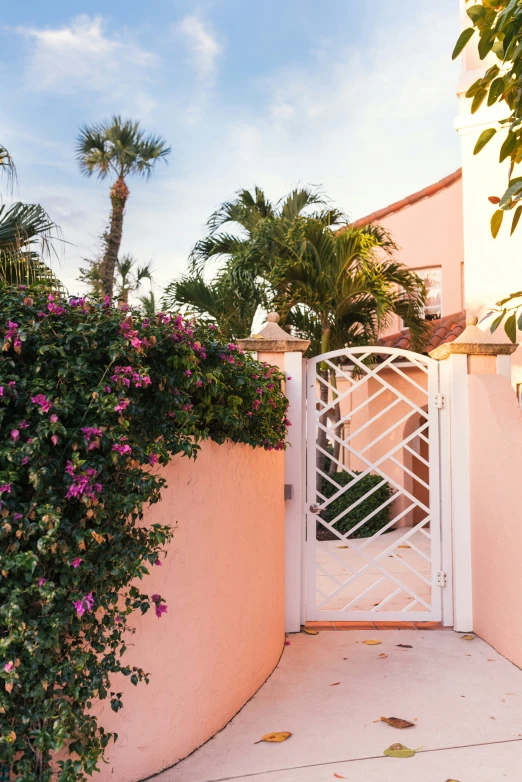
490, 311, 505, 333
467, 4, 486, 22
511, 205, 522, 235
383, 743, 420, 759
474, 128, 497, 154
499, 132, 517, 163
505, 312, 517, 343
491, 209, 504, 238
452, 28, 475, 59
478, 32, 494, 60
471, 88, 488, 114
499, 179, 522, 207
488, 77, 505, 106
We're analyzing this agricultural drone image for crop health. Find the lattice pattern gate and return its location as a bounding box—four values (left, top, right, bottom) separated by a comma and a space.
305, 347, 443, 622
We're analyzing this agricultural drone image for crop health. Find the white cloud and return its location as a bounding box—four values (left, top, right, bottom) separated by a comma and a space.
14, 15, 158, 108
176, 15, 222, 80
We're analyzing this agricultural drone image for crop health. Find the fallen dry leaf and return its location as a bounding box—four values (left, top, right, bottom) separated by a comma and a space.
302, 627, 319, 635
398, 545, 411, 549
378, 653, 388, 659
329, 682, 341, 686
380, 716, 415, 729
444, 779, 461, 781
333, 775, 346, 779
383, 743, 420, 759
396, 644, 412, 649
285, 641, 291, 646
461, 634, 475, 641
337, 545, 349, 549
363, 639, 382, 645
487, 658, 495, 662
254, 732, 292, 744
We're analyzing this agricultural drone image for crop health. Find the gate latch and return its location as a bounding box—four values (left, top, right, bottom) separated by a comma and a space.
437, 571, 447, 587
434, 393, 445, 409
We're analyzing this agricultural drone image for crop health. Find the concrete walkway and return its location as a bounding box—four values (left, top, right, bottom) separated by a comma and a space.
154, 629, 522, 782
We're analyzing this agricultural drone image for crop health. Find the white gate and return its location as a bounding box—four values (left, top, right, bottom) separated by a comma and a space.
305, 347, 449, 623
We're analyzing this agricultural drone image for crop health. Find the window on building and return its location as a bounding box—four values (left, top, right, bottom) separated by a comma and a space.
414, 267, 442, 321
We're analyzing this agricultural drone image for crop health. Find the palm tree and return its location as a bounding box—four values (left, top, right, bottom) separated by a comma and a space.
270, 219, 428, 480
162, 267, 266, 340
0, 202, 61, 287
0, 144, 16, 190
138, 290, 157, 319
116, 254, 152, 304
76, 116, 170, 297
189, 186, 341, 276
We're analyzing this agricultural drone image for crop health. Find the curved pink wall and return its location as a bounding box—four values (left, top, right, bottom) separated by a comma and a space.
469, 374, 522, 668
95, 441, 285, 782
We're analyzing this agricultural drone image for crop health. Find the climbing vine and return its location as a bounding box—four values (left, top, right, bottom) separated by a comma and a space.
0, 284, 288, 781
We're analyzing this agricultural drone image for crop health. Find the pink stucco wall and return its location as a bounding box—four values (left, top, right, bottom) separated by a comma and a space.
379, 177, 464, 336
95, 440, 285, 782
468, 374, 522, 668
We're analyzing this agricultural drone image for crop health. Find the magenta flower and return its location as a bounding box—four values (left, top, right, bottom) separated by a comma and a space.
155, 604, 168, 619
115, 614, 122, 623
209, 323, 217, 330
151, 594, 161, 603
38, 578, 47, 587
73, 600, 85, 618
0, 483, 12, 494
154, 558, 162, 566
31, 394, 52, 413
10, 429, 19, 442
148, 453, 159, 466
184, 369, 192, 376
196, 379, 203, 387
73, 592, 95, 618
50, 414, 58, 423
0, 387, 3, 397
4, 662, 13, 673
21, 456, 29, 465
51, 435, 59, 446
112, 443, 132, 456
18, 419, 29, 429
65, 461, 102, 501
71, 558, 83, 568
114, 398, 130, 413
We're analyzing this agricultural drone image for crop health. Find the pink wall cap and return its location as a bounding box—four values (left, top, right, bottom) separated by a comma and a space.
238, 313, 310, 353
429, 315, 518, 360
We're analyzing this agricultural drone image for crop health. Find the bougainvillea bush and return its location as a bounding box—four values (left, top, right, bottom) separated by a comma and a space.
0, 283, 288, 781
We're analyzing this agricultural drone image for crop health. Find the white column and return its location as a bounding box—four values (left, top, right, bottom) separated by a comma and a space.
284, 352, 305, 632
448, 353, 473, 631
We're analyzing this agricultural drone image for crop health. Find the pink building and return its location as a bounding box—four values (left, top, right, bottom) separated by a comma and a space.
354, 168, 466, 353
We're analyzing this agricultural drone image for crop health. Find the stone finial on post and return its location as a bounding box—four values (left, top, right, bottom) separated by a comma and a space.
429, 315, 518, 633
239, 314, 309, 634
237, 312, 310, 355
429, 315, 518, 377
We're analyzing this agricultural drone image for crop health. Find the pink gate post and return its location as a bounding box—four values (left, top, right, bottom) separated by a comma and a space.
239, 313, 309, 632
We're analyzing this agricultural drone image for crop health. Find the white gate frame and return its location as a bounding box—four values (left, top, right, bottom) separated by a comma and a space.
296, 346, 453, 625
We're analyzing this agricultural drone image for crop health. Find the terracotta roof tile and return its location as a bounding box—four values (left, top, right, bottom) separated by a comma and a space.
377, 311, 466, 355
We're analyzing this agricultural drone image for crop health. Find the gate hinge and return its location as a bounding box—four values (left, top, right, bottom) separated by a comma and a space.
437, 571, 447, 587
434, 393, 445, 409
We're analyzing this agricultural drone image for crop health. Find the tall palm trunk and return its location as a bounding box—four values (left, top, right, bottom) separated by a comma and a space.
102, 175, 129, 297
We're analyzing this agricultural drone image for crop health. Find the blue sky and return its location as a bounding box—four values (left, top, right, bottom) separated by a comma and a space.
1, 0, 461, 295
